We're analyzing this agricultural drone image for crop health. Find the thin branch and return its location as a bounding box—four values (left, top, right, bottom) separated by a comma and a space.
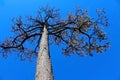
0, 33, 42, 49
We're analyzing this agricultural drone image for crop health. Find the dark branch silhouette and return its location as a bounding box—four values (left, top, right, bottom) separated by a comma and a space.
0, 6, 110, 60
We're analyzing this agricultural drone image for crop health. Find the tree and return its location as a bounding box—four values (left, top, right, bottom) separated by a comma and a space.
0, 6, 110, 80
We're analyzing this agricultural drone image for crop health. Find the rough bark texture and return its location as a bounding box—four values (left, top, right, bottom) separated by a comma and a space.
35, 25, 53, 80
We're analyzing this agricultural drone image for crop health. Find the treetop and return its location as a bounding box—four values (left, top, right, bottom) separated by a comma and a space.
0, 6, 110, 61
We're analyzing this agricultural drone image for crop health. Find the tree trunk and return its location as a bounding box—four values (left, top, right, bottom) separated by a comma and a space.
35, 25, 53, 80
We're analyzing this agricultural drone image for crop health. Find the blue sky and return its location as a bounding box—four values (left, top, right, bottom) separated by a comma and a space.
0, 0, 120, 80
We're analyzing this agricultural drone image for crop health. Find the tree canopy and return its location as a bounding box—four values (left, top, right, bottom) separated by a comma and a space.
0, 6, 110, 61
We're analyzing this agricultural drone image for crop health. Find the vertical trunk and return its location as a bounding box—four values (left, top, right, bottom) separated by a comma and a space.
35, 25, 53, 80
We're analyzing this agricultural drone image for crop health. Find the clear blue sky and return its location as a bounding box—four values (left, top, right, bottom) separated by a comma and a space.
0, 0, 120, 80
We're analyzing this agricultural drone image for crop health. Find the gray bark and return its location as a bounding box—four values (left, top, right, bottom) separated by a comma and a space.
35, 25, 53, 80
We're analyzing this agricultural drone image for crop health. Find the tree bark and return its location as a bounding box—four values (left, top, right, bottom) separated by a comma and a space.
35, 25, 53, 80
